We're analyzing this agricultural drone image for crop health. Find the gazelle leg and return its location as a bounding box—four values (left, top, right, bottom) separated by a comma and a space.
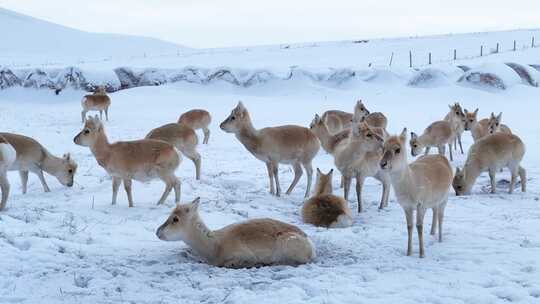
405, 208, 414, 256
416, 205, 427, 258
265, 162, 275, 195
19, 170, 29, 194
488, 167, 497, 194
285, 162, 303, 195
123, 178, 134, 207
302, 162, 313, 198
112, 177, 121, 205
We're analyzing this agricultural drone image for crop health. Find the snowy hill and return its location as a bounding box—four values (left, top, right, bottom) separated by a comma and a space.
0, 7, 186, 67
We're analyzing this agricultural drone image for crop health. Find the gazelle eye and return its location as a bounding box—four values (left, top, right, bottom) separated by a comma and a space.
68, 169, 73, 174
455, 111, 459, 115
366, 133, 372, 138
395, 148, 401, 154
413, 145, 417, 148
83, 129, 90, 134
172, 217, 179, 223
231, 116, 236, 120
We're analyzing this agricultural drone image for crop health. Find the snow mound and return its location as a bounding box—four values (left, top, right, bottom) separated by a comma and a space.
457, 63, 522, 90
505, 63, 540, 87
407, 66, 464, 88
0, 67, 21, 89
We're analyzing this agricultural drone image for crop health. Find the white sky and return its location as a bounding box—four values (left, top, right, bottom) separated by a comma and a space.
1, 0, 539, 48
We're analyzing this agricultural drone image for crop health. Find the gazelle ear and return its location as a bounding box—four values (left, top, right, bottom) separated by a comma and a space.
314, 114, 321, 121
328, 168, 334, 175
400, 128, 407, 141
410, 131, 417, 139
464, 109, 469, 114
63, 153, 71, 161
316, 168, 322, 175
191, 197, 201, 212
497, 112, 502, 121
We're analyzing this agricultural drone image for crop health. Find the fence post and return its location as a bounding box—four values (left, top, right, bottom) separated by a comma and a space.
453, 49, 457, 60
496, 43, 499, 53
513, 40, 516, 51
533, 37, 536, 48
480, 45, 483, 56
389, 52, 394, 66
409, 51, 412, 68
428, 52, 432, 65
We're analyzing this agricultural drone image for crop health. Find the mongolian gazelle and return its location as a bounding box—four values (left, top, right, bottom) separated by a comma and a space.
81, 86, 111, 123
146, 123, 202, 180
334, 122, 390, 212
0, 135, 16, 210
178, 109, 212, 144
320, 109, 353, 134
302, 168, 353, 228
74, 116, 181, 207
380, 129, 453, 258
0, 132, 77, 194
156, 197, 316, 268
352, 100, 388, 129
453, 132, 526, 196
309, 114, 350, 154
220, 102, 320, 198
444, 102, 466, 154
410, 120, 455, 161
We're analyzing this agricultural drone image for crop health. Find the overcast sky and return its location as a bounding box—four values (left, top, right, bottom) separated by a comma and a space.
1, 0, 539, 48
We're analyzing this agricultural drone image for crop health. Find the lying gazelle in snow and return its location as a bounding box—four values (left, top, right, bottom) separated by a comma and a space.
0, 132, 77, 194
302, 168, 353, 228
444, 102, 466, 154
334, 122, 390, 212
380, 129, 453, 258
178, 109, 212, 144
309, 114, 350, 154
464, 109, 512, 141
0, 135, 16, 210
74, 116, 181, 207
81, 86, 111, 123
352, 100, 388, 129
146, 123, 202, 180
452, 132, 526, 196
156, 197, 316, 268
410, 120, 455, 161
220, 102, 320, 198
320, 109, 352, 134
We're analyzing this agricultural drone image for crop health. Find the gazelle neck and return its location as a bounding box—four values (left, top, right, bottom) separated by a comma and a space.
182, 216, 218, 263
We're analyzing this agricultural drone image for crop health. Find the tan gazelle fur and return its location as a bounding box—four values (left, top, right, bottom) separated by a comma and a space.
156, 197, 316, 268
452, 132, 525, 196
145, 123, 202, 180
444, 102, 466, 154
320, 110, 353, 134
464, 109, 511, 141
380, 129, 453, 258
302, 168, 353, 228
352, 100, 388, 129
74, 116, 181, 207
81, 86, 111, 123
220, 102, 320, 198
178, 109, 212, 144
333, 122, 390, 212
0, 132, 77, 194
309, 114, 350, 154
0, 135, 16, 210
410, 120, 455, 161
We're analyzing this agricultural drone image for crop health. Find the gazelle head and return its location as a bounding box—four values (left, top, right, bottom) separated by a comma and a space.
448, 102, 464, 118
156, 197, 201, 241
220, 102, 250, 133
55, 153, 77, 187
452, 167, 469, 196
94, 86, 106, 94
309, 114, 326, 132
409, 131, 424, 156
487, 112, 503, 134
353, 99, 370, 123
73, 115, 103, 147
380, 128, 408, 172
351, 122, 384, 149
463, 108, 479, 131
314, 168, 333, 195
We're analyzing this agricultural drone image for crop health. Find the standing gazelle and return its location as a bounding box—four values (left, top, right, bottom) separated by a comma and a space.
178, 109, 212, 144
0, 135, 16, 210
74, 116, 181, 207
410, 120, 455, 161
352, 100, 388, 129
452, 133, 525, 196
380, 129, 453, 258
81, 87, 111, 123
0, 132, 77, 194
156, 197, 316, 268
146, 123, 202, 180
220, 102, 320, 198
444, 102, 465, 154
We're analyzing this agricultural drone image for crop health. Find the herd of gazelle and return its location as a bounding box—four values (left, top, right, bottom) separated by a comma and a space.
0, 88, 527, 268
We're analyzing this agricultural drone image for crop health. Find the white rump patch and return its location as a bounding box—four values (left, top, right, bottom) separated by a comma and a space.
0, 143, 16, 166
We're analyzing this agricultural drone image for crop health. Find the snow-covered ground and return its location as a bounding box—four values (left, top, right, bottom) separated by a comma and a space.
0, 76, 539, 303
